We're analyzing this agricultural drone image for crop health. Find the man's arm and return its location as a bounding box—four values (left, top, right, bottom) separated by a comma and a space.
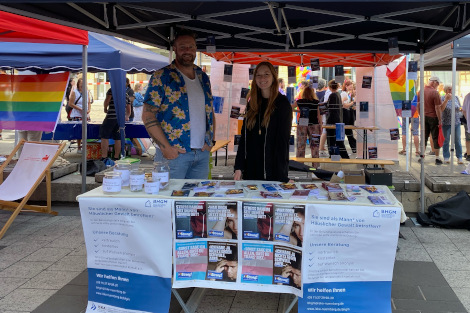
103, 94, 111, 113
142, 103, 185, 159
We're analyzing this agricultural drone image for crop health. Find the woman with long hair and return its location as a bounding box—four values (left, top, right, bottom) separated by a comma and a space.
326, 79, 349, 159
341, 79, 357, 153
292, 85, 321, 167
132, 83, 145, 122
234, 61, 293, 182
68, 78, 92, 154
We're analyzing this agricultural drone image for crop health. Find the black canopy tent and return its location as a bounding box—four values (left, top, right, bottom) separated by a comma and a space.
3, 1, 470, 213
1, 1, 469, 54
422, 35, 470, 71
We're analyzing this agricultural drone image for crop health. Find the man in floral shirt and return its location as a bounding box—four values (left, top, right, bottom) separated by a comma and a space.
143, 29, 214, 179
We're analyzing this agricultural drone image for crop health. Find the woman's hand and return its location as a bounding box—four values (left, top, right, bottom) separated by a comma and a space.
233, 170, 242, 180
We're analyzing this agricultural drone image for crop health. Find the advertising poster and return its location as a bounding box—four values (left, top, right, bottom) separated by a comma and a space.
79, 197, 173, 313
224, 64, 233, 82
242, 202, 274, 241
310, 58, 320, 71
299, 204, 400, 313
288, 66, 296, 84
239, 88, 249, 105
173, 200, 303, 296
175, 201, 207, 239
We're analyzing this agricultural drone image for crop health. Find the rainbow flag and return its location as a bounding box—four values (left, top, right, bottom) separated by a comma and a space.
0, 72, 69, 132
386, 58, 418, 118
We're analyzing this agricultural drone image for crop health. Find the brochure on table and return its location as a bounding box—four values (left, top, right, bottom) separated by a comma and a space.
78, 179, 403, 313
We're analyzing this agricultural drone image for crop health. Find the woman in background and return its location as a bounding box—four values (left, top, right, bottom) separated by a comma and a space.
234, 61, 292, 182
69, 78, 92, 154
132, 83, 145, 122
326, 79, 349, 159
341, 80, 357, 154
440, 85, 464, 164
292, 84, 321, 168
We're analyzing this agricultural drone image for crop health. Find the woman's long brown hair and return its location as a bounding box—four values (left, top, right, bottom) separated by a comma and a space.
301, 85, 318, 101
245, 61, 279, 130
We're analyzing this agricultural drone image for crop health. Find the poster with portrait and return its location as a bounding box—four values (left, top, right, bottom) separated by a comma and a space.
224, 64, 233, 82
310, 58, 320, 71
288, 66, 296, 84
174, 201, 207, 239
230, 106, 241, 119
239, 88, 249, 105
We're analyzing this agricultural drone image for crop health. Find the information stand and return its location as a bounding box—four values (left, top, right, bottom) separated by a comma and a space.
78, 179, 404, 313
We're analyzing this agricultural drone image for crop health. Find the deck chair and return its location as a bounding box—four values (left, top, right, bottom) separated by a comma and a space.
0, 139, 66, 240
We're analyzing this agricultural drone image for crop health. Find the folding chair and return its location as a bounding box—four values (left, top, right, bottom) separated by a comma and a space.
0, 139, 66, 239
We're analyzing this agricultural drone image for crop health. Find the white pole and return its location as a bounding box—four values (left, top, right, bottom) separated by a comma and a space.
405, 55, 410, 172
81, 45, 88, 194
419, 51, 425, 213
374, 66, 378, 150
451, 57, 456, 172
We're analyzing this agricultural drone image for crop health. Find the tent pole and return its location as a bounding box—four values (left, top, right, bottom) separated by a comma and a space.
374, 66, 377, 150
451, 57, 456, 172
419, 50, 425, 213
81, 44, 88, 194
405, 54, 410, 172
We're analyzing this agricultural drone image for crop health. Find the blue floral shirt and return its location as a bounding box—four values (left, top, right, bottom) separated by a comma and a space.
144, 61, 214, 152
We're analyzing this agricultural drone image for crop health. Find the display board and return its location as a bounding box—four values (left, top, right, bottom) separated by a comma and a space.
79, 180, 402, 313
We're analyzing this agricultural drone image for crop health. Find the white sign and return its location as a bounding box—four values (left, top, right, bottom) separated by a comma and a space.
80, 197, 173, 313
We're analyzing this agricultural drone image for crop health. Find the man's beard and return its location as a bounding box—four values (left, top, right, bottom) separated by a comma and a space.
177, 53, 195, 67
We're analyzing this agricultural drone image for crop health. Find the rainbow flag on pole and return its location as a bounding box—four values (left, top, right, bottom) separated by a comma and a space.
0, 72, 69, 132
386, 58, 418, 118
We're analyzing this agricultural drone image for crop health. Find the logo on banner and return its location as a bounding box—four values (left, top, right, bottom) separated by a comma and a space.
207, 271, 223, 280
177, 231, 193, 238
177, 272, 193, 278
381, 209, 397, 218
274, 233, 290, 242
91, 303, 97, 310
242, 274, 258, 282
373, 209, 397, 218
209, 230, 224, 237
274, 275, 290, 284
243, 231, 259, 239
41, 155, 50, 162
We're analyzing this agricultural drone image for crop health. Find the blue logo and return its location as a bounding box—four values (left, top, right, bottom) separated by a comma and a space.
242, 274, 258, 281
177, 231, 193, 238
274, 275, 289, 284
145, 200, 151, 207
177, 272, 193, 278
209, 230, 224, 237
373, 210, 380, 217
90, 303, 96, 310
207, 271, 223, 280
275, 233, 290, 242
243, 231, 259, 239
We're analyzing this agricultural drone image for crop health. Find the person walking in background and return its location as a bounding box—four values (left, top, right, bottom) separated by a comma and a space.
341, 79, 357, 154
143, 28, 214, 179
439, 85, 464, 164
68, 78, 92, 154
99, 85, 122, 161
278, 78, 286, 95
292, 85, 321, 168
132, 83, 145, 122
461, 91, 470, 161
325, 79, 349, 159
234, 61, 292, 182
417, 76, 450, 165
125, 78, 135, 122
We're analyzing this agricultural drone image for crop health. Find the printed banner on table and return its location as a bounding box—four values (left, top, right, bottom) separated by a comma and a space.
172, 200, 303, 297
79, 197, 173, 313
299, 204, 400, 312
0, 72, 69, 131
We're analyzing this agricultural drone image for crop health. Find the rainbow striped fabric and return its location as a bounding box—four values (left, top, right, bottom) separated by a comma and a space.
0, 72, 69, 131
386, 58, 418, 118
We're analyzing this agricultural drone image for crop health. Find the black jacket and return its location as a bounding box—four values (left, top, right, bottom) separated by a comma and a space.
234, 93, 292, 182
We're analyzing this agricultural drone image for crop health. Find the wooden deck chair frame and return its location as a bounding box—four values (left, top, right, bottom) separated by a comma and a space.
0, 139, 66, 240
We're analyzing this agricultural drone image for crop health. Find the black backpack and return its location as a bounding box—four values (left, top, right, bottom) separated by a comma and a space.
417, 191, 470, 229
